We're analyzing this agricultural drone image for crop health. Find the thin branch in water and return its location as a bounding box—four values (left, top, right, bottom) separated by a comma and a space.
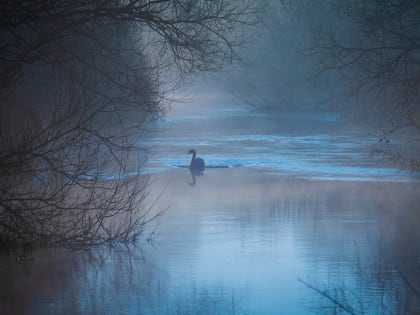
298, 278, 358, 315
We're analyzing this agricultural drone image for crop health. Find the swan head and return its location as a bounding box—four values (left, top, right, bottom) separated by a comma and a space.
188, 149, 196, 155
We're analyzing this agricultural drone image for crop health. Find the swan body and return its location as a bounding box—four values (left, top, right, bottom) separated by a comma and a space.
188, 149, 205, 175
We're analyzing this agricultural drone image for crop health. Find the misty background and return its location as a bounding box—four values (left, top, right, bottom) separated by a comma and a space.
1, 1, 419, 314
222, 0, 420, 169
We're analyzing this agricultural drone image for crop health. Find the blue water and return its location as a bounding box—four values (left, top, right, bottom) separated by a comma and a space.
140, 102, 420, 182
1, 100, 419, 315
2, 170, 418, 315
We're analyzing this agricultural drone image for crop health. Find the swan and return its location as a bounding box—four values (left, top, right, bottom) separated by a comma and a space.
188, 149, 205, 175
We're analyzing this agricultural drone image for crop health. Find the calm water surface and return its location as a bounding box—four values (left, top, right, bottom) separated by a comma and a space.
1, 100, 419, 314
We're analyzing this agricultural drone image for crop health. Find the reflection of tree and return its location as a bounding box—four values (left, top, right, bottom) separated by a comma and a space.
298, 278, 357, 315
0, 245, 153, 315
0, 1, 257, 246
299, 267, 420, 314
371, 202, 420, 314
289, 180, 420, 314
0, 244, 248, 315
398, 270, 420, 301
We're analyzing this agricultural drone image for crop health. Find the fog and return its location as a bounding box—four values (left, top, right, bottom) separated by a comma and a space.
1, 1, 420, 314
1, 167, 419, 314
221, 0, 420, 167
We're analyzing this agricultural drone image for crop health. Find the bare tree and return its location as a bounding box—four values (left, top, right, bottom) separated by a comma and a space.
0, 0, 257, 248
307, 0, 420, 169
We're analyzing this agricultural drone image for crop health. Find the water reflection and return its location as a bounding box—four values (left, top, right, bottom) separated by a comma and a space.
1, 169, 419, 314
143, 105, 420, 182
187, 148, 205, 186
188, 168, 202, 186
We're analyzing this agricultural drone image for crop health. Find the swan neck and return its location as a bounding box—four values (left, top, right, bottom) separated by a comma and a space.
190, 152, 196, 167
190, 151, 196, 168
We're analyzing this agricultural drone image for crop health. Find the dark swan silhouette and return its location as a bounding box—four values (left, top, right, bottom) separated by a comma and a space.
188, 149, 205, 176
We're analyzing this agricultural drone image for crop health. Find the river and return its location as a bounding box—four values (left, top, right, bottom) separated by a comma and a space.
1, 97, 419, 314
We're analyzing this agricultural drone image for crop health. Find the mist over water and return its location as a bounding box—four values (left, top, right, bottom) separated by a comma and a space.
1, 96, 419, 314
141, 98, 420, 183
2, 1, 419, 314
